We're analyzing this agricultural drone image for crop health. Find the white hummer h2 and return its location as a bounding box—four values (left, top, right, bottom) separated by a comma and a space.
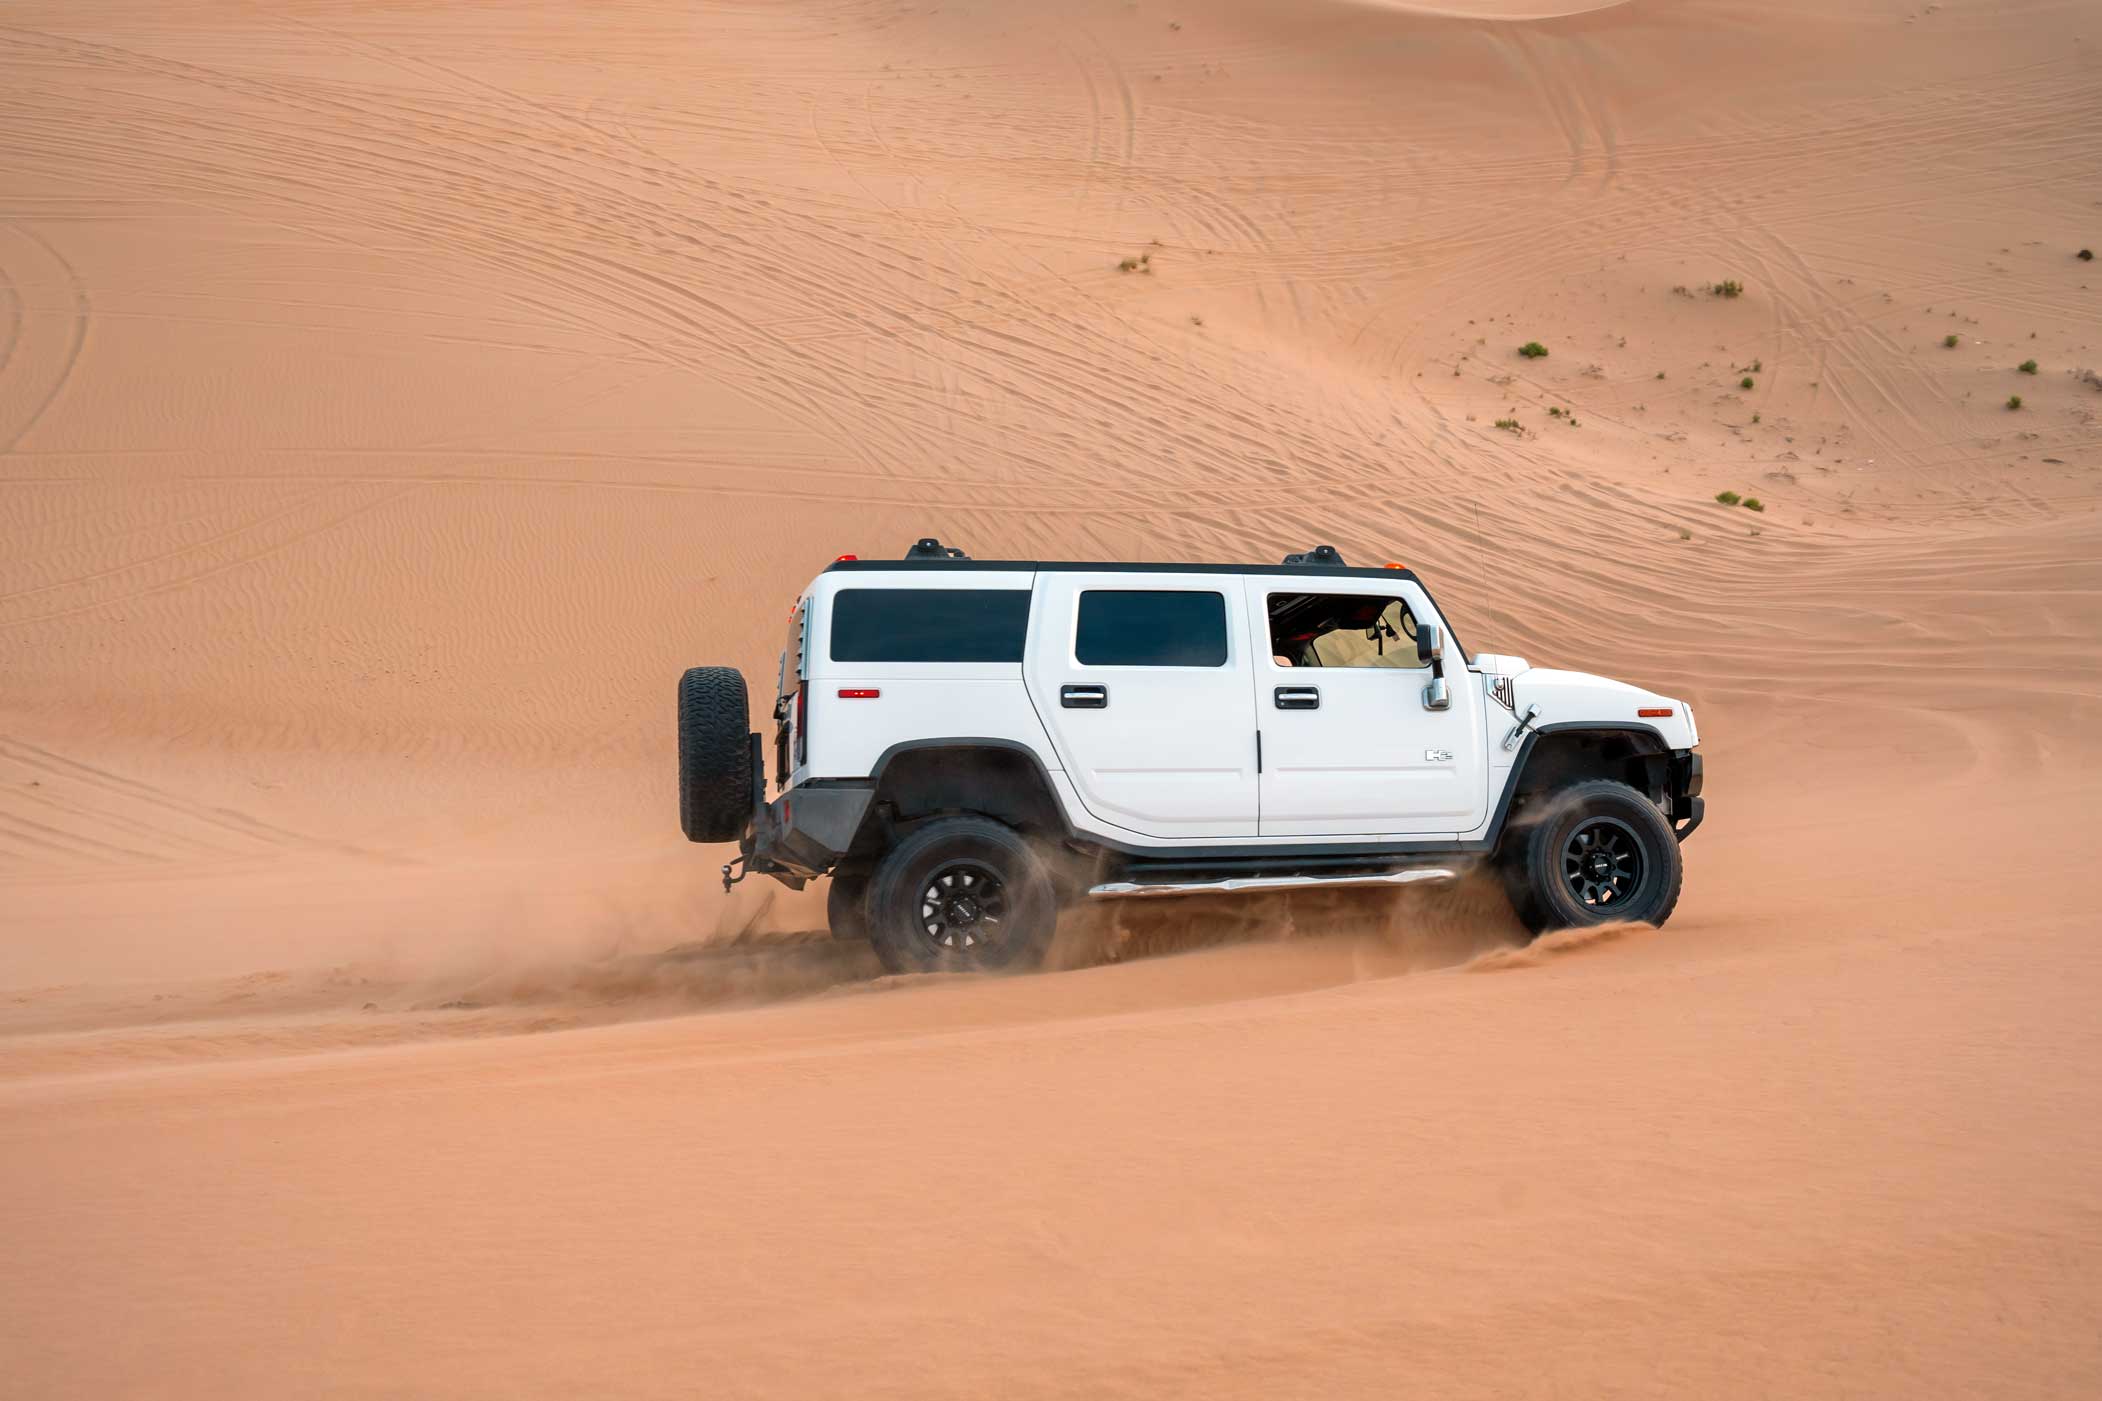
680, 540, 1702, 973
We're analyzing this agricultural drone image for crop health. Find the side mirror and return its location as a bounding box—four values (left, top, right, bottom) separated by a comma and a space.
1417, 623, 1449, 710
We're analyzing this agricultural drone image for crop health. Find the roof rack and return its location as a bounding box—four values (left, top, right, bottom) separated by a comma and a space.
1280, 544, 1346, 567
853, 546, 1378, 571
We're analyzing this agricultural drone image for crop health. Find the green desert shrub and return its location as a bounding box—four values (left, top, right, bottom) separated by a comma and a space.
1715, 489, 1742, 505
1518, 341, 1549, 359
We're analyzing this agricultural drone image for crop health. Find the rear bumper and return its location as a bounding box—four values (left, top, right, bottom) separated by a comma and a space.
1669, 750, 1704, 842
740, 770, 872, 884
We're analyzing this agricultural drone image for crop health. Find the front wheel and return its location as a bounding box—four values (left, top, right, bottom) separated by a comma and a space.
1506, 779, 1683, 936
864, 817, 1057, 974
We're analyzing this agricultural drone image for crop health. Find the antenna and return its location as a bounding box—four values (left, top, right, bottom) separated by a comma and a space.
1471, 497, 1482, 589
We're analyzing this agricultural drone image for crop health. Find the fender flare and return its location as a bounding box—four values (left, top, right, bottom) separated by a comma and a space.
847, 737, 1070, 851
1489, 722, 1693, 849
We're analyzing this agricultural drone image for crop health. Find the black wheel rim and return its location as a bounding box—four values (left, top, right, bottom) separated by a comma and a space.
918, 860, 1008, 952
1562, 816, 1648, 910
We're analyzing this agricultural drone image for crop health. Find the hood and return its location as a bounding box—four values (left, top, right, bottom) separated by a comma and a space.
1488, 664, 1698, 748
1522, 666, 1657, 700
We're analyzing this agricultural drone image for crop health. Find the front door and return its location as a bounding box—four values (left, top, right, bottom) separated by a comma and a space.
1026, 573, 1259, 839
1248, 579, 1488, 836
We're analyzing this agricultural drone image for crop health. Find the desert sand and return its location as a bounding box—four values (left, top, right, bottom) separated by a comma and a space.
3, 0, 2100, 1395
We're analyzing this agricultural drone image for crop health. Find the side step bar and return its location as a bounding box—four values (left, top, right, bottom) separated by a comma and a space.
1089, 868, 1458, 901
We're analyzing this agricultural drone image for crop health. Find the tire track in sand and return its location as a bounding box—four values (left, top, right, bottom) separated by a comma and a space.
0, 221, 88, 455
0, 737, 397, 869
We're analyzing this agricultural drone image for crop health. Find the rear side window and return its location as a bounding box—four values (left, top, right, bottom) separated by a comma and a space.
830, 588, 1030, 663
1076, 590, 1228, 667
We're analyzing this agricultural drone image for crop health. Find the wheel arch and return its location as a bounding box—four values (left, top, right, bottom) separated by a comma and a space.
1494, 723, 1673, 852
842, 738, 1070, 863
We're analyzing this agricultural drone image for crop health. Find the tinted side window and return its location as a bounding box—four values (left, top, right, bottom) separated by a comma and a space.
1076, 590, 1228, 667
830, 589, 1030, 663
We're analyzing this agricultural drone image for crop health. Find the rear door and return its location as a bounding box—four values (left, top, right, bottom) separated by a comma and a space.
1025, 573, 1258, 839
1248, 578, 1488, 836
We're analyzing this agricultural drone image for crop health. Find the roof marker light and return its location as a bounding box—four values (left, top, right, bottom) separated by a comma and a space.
1385, 561, 1406, 570
835, 553, 858, 562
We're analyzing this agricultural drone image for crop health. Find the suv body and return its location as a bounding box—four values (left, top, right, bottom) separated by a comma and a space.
679, 541, 1702, 971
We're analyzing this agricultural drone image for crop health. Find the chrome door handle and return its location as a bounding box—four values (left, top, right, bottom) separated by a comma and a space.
1061, 685, 1108, 709
1273, 686, 1320, 710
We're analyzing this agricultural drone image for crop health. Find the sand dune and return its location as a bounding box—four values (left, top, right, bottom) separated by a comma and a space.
3, 0, 2099, 1395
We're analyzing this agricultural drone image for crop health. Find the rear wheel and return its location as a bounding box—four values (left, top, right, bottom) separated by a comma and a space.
1507, 779, 1682, 935
826, 869, 870, 942
676, 667, 753, 843
864, 818, 1057, 974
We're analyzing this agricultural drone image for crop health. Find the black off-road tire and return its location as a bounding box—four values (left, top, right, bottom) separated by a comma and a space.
1507, 779, 1683, 936
826, 869, 871, 943
676, 666, 753, 844
864, 817, 1057, 974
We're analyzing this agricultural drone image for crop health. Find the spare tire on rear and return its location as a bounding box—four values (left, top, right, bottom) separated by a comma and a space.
677, 666, 754, 843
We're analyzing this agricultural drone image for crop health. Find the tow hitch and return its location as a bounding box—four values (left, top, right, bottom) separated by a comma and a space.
721, 856, 748, 892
